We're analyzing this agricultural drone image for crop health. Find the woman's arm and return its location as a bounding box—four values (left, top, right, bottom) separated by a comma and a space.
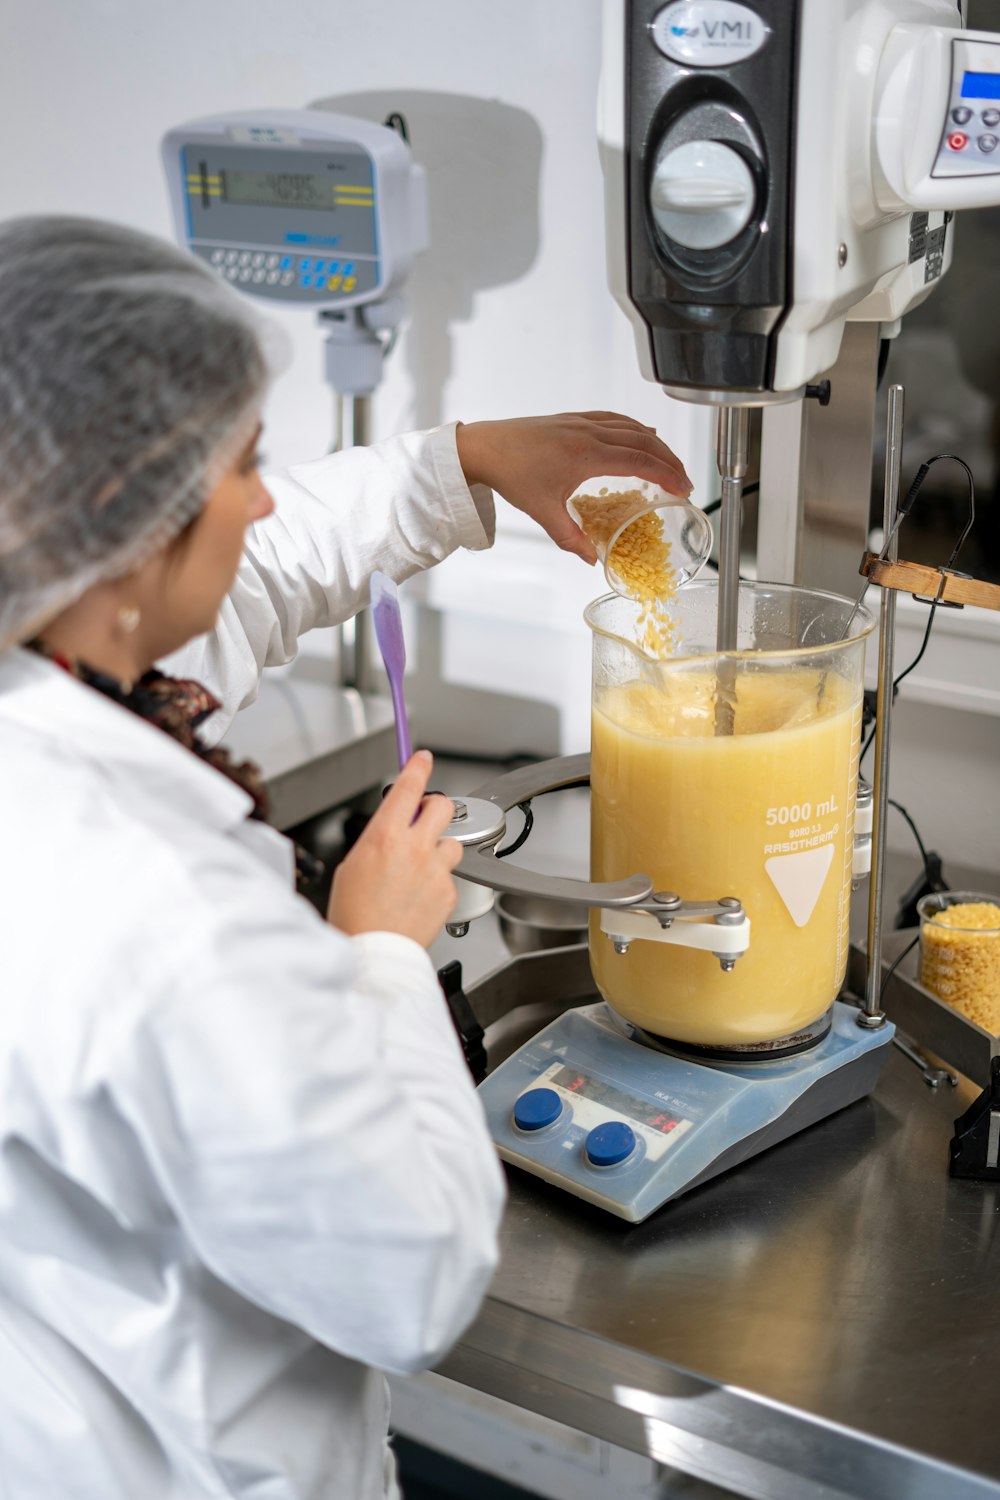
164, 423, 490, 728
164, 411, 691, 733
116, 847, 506, 1376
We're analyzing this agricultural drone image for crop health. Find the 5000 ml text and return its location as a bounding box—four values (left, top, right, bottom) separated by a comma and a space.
765, 796, 839, 827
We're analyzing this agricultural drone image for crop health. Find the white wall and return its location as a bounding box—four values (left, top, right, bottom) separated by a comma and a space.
3, 2, 996, 875
1, 0, 714, 759
0, 0, 710, 466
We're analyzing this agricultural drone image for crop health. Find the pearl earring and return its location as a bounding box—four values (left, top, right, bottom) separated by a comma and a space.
118, 604, 141, 634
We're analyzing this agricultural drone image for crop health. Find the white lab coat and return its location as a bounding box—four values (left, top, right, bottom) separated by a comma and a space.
0, 424, 507, 1500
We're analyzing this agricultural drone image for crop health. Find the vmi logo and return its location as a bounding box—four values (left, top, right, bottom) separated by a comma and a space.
671, 21, 755, 41
653, 2, 770, 67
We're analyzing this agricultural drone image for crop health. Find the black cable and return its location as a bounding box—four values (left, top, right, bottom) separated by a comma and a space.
384, 111, 410, 142
897, 454, 976, 568
702, 480, 759, 517
888, 798, 929, 869
495, 801, 533, 859
859, 453, 976, 768
699, 482, 758, 572
424, 747, 539, 769
888, 600, 938, 695
880, 932, 919, 1004
859, 602, 938, 765
876, 337, 892, 389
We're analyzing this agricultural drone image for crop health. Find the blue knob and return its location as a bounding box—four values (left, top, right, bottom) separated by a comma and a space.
513, 1087, 562, 1132
585, 1121, 636, 1167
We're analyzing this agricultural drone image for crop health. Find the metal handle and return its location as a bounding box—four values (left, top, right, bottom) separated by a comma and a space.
457, 754, 744, 924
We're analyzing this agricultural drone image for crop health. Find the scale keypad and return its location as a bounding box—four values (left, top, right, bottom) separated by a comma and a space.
197, 244, 371, 299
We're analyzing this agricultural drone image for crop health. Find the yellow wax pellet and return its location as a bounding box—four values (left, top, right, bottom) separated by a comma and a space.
920, 901, 1000, 1032
571, 489, 679, 658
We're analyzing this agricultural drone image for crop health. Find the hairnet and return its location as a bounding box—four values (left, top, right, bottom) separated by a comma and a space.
0, 215, 282, 650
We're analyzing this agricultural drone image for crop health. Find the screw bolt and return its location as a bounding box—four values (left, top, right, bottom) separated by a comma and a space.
838, 242, 849, 268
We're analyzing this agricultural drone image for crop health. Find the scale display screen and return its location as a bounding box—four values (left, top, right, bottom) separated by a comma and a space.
961, 71, 1000, 99
221, 168, 336, 210
550, 1064, 684, 1135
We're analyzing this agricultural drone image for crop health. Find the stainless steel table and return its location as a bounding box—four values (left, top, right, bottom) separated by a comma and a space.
221, 666, 396, 829
440, 973, 1000, 1500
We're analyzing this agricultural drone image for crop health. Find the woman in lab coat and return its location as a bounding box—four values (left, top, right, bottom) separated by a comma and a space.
0, 217, 691, 1500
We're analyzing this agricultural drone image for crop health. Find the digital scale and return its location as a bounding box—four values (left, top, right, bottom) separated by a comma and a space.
159, 108, 431, 818
477, 1000, 893, 1222
161, 109, 427, 316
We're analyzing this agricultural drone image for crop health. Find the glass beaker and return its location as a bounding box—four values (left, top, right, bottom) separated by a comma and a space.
586, 581, 875, 1048
918, 891, 1000, 1032
566, 480, 713, 600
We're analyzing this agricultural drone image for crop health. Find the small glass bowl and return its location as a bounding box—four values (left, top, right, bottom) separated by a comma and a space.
917, 890, 1000, 1030
566, 478, 713, 602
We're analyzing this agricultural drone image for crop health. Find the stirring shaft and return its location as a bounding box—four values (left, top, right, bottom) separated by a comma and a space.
715, 405, 750, 653
714, 406, 750, 736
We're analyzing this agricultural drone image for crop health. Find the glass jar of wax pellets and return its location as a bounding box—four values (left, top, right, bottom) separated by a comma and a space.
567, 481, 713, 657
918, 892, 1000, 1032
566, 480, 712, 603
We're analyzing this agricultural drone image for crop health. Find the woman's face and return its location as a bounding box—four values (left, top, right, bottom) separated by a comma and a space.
141, 425, 274, 657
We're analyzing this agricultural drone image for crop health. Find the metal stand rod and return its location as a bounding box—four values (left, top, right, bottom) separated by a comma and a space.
336, 394, 374, 693
861, 383, 904, 1025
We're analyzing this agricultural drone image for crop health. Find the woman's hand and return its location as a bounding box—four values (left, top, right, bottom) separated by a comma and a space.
327, 750, 463, 948
456, 412, 693, 564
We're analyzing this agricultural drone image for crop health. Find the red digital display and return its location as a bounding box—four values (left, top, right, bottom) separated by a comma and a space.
550, 1065, 685, 1135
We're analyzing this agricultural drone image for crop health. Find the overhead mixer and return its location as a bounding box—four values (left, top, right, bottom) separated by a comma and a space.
438, 0, 1000, 1220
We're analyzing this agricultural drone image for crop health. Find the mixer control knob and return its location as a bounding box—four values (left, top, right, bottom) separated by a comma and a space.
585, 1121, 636, 1168
513, 1087, 562, 1132
650, 140, 756, 250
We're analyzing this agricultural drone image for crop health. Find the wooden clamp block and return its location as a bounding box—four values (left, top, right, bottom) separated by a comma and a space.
859, 553, 1000, 613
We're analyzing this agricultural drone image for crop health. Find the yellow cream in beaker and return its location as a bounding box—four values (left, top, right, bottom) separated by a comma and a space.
590, 669, 862, 1046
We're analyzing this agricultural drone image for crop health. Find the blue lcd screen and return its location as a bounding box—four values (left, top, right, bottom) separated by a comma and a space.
961, 71, 1000, 99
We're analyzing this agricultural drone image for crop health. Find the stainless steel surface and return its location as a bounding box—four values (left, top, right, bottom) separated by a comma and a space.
496, 893, 590, 955
848, 937, 1000, 1090
891, 1028, 959, 1090
458, 843, 653, 908
220, 669, 396, 829
864, 385, 904, 1018
757, 323, 882, 597
469, 752, 591, 808
466, 942, 596, 1032
336, 390, 370, 452
441, 944, 1000, 1497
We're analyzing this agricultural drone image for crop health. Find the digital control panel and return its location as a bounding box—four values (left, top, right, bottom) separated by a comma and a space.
518, 1063, 693, 1165
162, 111, 428, 313
181, 144, 379, 304
934, 40, 1000, 176
477, 1002, 894, 1221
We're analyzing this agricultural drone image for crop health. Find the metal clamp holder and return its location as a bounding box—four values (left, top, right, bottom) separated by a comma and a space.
448, 754, 750, 968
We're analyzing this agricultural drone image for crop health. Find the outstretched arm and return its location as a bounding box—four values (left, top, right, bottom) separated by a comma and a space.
457, 411, 692, 563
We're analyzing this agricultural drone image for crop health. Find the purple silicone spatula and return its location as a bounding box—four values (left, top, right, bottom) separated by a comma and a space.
369, 570, 413, 770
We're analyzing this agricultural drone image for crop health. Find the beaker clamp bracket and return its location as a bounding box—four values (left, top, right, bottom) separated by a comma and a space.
453, 754, 750, 965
